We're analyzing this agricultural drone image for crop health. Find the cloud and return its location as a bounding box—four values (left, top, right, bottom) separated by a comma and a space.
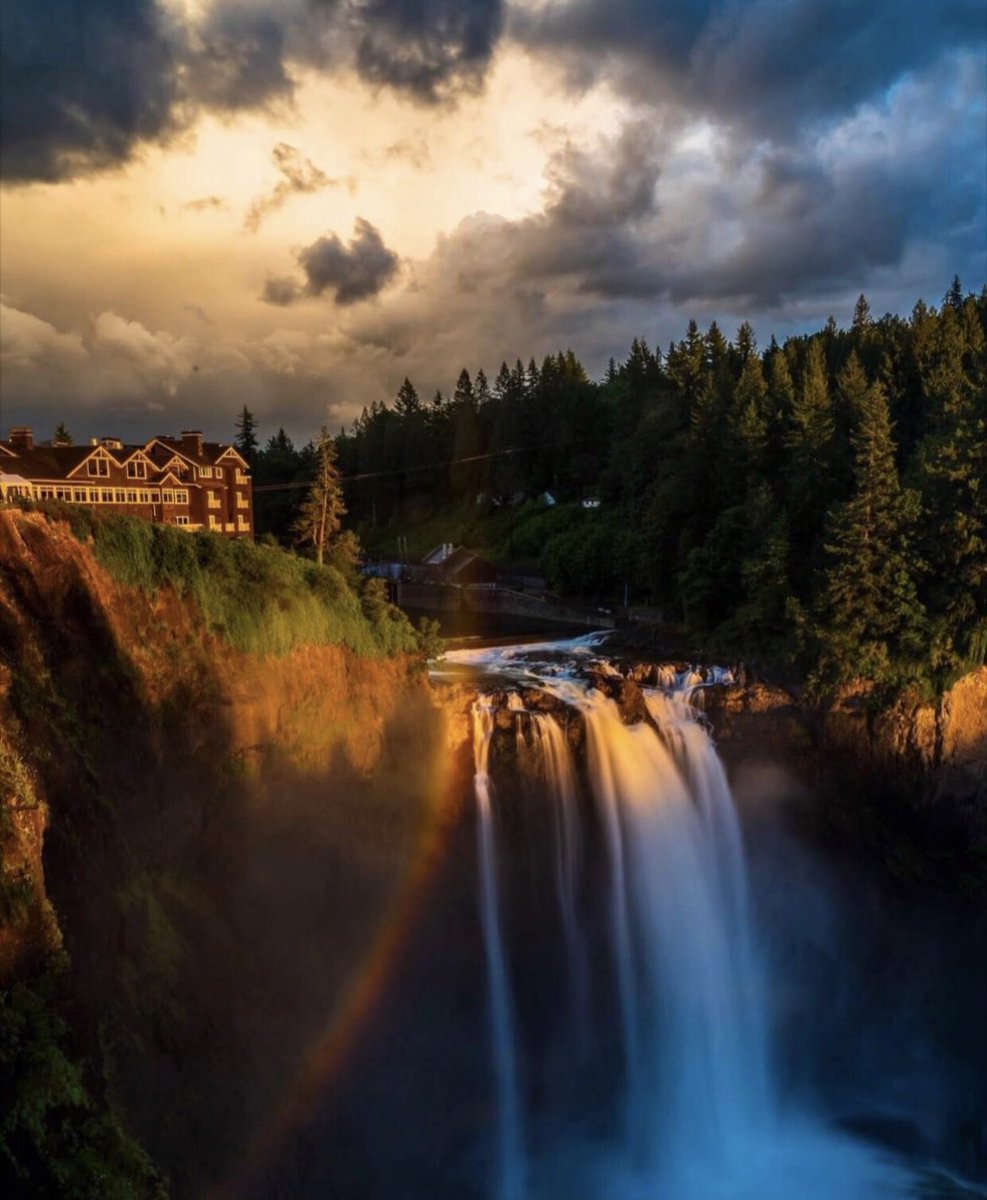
265, 218, 400, 305
244, 142, 346, 232
262, 276, 301, 306
91, 311, 198, 395
0, 0, 180, 183
0, 299, 88, 367
348, 0, 505, 101
181, 2, 295, 113
185, 195, 230, 212
0, 0, 508, 184
511, 0, 986, 139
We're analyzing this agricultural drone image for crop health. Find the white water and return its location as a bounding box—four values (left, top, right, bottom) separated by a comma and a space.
473, 698, 526, 1200
521, 712, 590, 1050
464, 640, 916, 1200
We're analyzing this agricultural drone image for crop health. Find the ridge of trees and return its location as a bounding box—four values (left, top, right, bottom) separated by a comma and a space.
244, 280, 987, 691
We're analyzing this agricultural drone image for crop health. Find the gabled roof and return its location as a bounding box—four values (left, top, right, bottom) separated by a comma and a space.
65, 443, 125, 478
148, 436, 234, 468
155, 471, 191, 488
116, 446, 154, 466
215, 445, 249, 468
0, 443, 18, 458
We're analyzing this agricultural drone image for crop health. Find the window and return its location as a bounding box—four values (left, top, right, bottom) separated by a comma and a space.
162, 490, 175, 504
55, 487, 70, 500
89, 489, 101, 503
207, 491, 221, 509
101, 489, 114, 503
208, 515, 220, 529
126, 490, 138, 504
176, 490, 188, 504
237, 517, 250, 531
215, 468, 223, 479
115, 489, 126, 503
236, 493, 249, 508
150, 490, 160, 503
200, 466, 212, 478
176, 516, 189, 526
126, 460, 147, 479
39, 486, 55, 499
235, 470, 249, 484
139, 490, 150, 503
87, 457, 109, 477
73, 488, 87, 502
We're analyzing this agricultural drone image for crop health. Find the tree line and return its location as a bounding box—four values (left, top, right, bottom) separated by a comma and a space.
235, 278, 986, 690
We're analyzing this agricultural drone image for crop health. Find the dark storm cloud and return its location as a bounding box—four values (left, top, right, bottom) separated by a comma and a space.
0, 0, 507, 183
374, 61, 985, 324
347, 0, 505, 100
512, 0, 986, 137
0, 0, 180, 182
182, 4, 294, 112
264, 219, 400, 305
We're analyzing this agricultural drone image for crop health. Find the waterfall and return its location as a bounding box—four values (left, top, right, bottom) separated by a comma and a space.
463, 649, 914, 1200
472, 698, 526, 1200
526, 712, 590, 1051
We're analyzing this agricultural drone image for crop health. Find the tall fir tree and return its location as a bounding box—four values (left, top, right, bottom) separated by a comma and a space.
234, 406, 259, 463
293, 427, 346, 566
819, 379, 924, 681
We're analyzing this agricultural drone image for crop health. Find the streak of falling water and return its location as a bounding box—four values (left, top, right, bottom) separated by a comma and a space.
528, 712, 590, 1051
472, 698, 525, 1200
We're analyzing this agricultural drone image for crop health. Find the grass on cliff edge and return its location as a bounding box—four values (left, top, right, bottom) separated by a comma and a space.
17, 503, 424, 660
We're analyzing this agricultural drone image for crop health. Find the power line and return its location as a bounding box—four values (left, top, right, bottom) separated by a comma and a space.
252, 439, 597, 493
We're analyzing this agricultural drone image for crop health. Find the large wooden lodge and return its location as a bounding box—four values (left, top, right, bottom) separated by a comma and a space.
0, 427, 253, 538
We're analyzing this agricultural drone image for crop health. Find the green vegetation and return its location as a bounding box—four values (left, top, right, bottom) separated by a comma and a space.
0, 962, 167, 1199
15, 505, 421, 660
245, 280, 986, 692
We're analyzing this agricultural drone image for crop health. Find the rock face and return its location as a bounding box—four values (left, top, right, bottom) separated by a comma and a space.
939, 668, 987, 805
0, 510, 457, 1197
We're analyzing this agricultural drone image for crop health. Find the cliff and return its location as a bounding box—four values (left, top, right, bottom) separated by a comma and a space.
0, 510, 459, 1198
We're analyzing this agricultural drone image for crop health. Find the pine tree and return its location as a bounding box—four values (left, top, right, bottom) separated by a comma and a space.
52, 422, 73, 445
394, 378, 421, 416
732, 353, 769, 478
852, 294, 872, 331
914, 301, 987, 667
293, 427, 345, 566
234, 406, 258, 463
820, 379, 924, 681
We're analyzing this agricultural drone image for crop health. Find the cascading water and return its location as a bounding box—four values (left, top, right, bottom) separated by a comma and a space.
461, 638, 917, 1200
473, 698, 526, 1200
521, 711, 590, 1052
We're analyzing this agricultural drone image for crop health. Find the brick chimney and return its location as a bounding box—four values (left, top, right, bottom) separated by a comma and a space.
181, 429, 204, 457
8, 427, 34, 451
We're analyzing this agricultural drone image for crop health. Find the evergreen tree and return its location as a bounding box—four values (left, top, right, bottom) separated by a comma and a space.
732, 353, 769, 478
852, 294, 872, 331
293, 427, 346, 566
394, 378, 421, 416
819, 380, 924, 681
914, 301, 987, 668
52, 422, 73, 445
234, 405, 258, 463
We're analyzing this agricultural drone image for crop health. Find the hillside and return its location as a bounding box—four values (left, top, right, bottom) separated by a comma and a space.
0, 510, 456, 1197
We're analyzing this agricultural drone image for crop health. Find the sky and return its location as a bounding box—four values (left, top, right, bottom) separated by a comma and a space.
1, 0, 985, 445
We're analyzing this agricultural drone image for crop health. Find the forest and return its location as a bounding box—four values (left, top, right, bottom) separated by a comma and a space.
240, 279, 986, 692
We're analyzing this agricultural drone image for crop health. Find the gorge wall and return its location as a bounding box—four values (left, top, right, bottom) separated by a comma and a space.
0, 511, 462, 1197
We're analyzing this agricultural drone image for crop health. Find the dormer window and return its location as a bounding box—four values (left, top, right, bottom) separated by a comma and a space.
126, 460, 147, 479
87, 457, 109, 477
